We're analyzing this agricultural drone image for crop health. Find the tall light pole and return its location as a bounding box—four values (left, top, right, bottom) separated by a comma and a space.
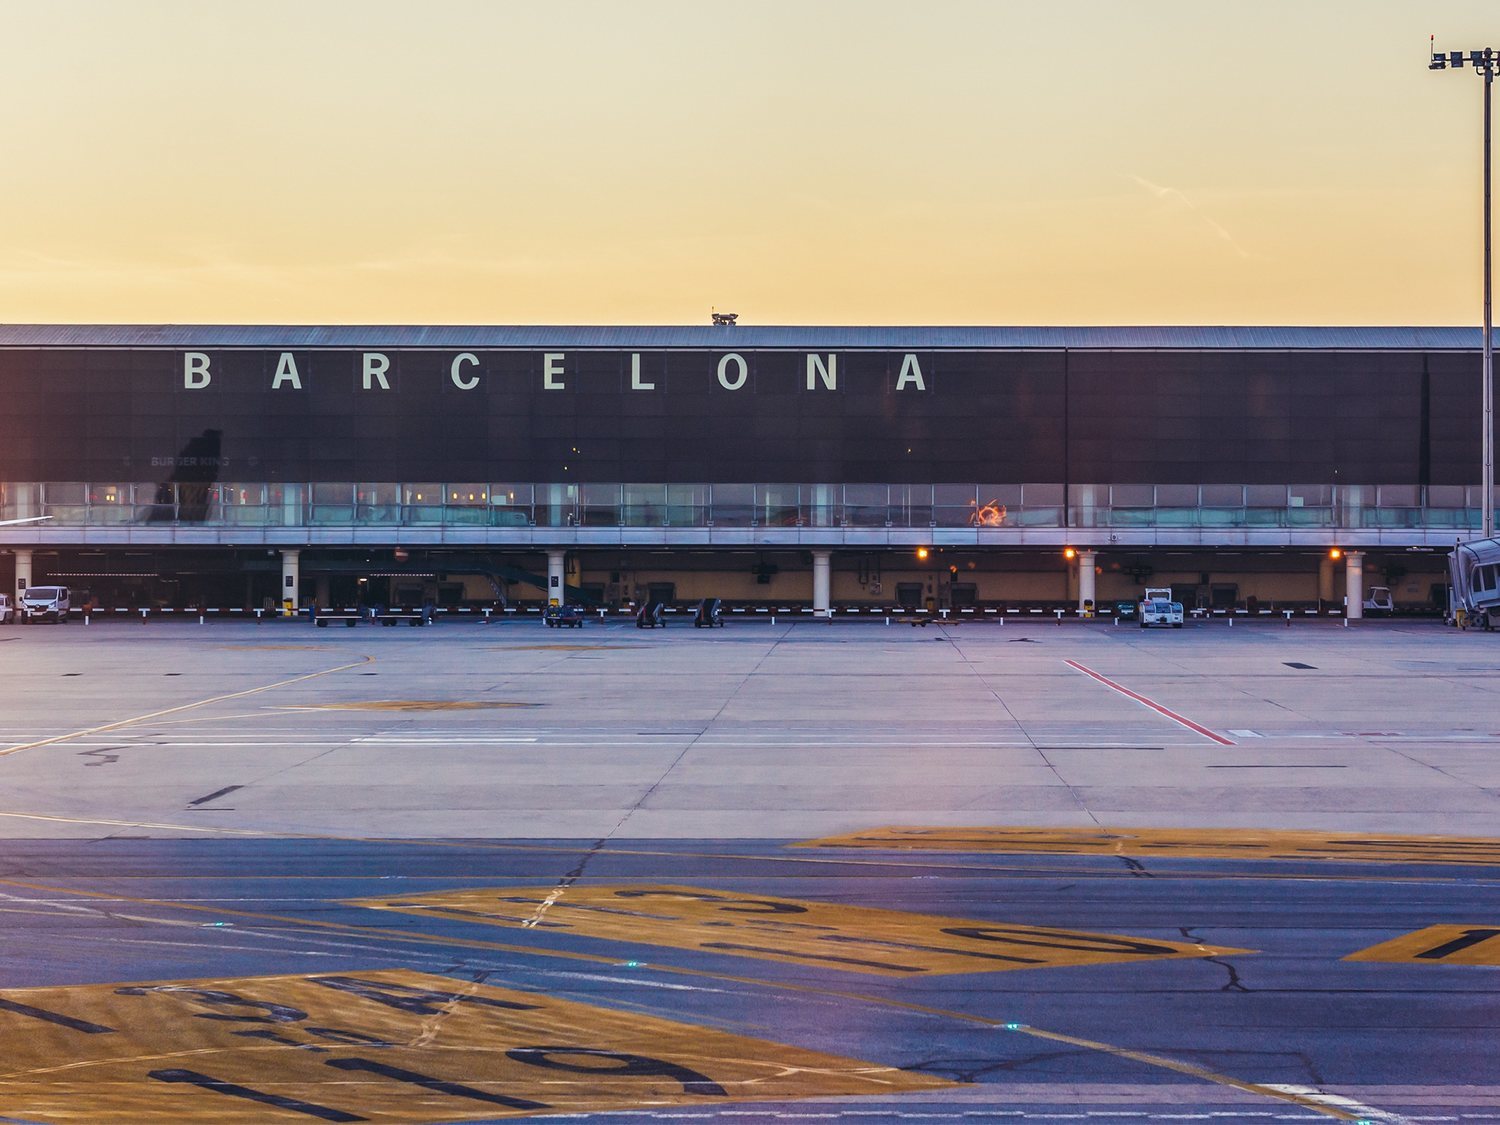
1431, 46, 1496, 540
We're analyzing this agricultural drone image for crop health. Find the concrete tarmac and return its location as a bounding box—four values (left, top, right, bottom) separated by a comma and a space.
0, 617, 1497, 1123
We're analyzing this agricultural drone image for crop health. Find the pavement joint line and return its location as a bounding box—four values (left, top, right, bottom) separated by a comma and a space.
0, 655, 376, 758
0, 872, 1391, 1122
1061, 659, 1236, 746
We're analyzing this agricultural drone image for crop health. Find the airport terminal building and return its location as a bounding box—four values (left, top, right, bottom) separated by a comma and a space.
1, 324, 1494, 617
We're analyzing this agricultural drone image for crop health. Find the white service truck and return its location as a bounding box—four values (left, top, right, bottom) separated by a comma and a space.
1139, 587, 1184, 628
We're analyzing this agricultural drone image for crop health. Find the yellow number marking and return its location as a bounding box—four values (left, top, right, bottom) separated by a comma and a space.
0, 969, 951, 1122
347, 884, 1248, 976
1345, 925, 1500, 965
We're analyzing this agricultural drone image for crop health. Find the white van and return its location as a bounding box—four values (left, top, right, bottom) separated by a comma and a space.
19, 585, 70, 624
0, 593, 12, 624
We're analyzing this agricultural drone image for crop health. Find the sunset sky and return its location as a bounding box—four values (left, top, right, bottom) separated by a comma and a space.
2, 0, 1497, 326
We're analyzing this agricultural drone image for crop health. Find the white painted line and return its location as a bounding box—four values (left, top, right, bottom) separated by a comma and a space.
1262, 1084, 1411, 1124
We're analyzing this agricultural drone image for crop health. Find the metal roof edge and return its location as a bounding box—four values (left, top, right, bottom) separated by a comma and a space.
0, 324, 1489, 349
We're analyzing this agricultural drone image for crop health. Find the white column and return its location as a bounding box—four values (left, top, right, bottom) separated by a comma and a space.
281, 549, 300, 612
812, 549, 832, 618
1344, 551, 1364, 620
14, 549, 32, 597
1078, 549, 1097, 615
547, 549, 566, 606
1318, 556, 1336, 604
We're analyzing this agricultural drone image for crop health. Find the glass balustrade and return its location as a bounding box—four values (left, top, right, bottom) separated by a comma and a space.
2, 481, 1492, 533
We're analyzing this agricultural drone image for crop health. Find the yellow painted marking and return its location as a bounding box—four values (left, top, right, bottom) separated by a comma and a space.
0, 657, 375, 759
1345, 924, 1500, 965
0, 969, 951, 1123
212, 644, 333, 651
485, 644, 628, 651
796, 825, 1500, 866
0, 877, 1354, 1119
347, 884, 1249, 976
288, 700, 539, 712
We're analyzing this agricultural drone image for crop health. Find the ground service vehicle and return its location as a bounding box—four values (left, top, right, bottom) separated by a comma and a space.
694, 598, 724, 627
635, 601, 666, 628
19, 586, 70, 623
0, 594, 12, 624
1139, 587, 1184, 628
544, 604, 586, 628
1363, 586, 1394, 615
1449, 537, 1500, 629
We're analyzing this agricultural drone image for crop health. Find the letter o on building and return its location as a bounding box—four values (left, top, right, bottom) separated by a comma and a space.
716, 352, 748, 391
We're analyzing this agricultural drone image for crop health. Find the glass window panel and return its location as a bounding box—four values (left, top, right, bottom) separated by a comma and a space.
1427, 485, 1465, 507
1022, 483, 1065, 506
580, 483, 621, 526
445, 483, 488, 506
841, 484, 886, 527
312, 482, 353, 504
889, 484, 932, 527
1378, 484, 1419, 506
1289, 484, 1332, 507
403, 483, 442, 506
219, 483, 265, 505
933, 484, 977, 506
758, 484, 801, 527
1155, 484, 1198, 506
711, 483, 754, 526
43, 482, 86, 504
489, 483, 533, 506
1201, 484, 1243, 506
1110, 484, 1154, 507
88, 483, 129, 505
358, 483, 400, 506
977, 484, 1022, 505
534, 483, 577, 527
664, 483, 707, 527
1245, 484, 1287, 508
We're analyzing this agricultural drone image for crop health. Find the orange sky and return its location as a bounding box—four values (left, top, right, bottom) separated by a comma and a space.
1, 0, 1497, 325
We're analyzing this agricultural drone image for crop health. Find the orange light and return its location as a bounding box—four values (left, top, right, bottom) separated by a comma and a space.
1329, 547, 1343, 560
916, 547, 930, 560
1063, 546, 1077, 560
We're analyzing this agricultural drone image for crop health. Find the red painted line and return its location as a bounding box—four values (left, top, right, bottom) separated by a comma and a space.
1063, 659, 1236, 746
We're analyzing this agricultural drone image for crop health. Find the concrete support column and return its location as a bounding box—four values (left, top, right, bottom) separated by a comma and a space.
1318, 556, 1336, 604
1345, 551, 1364, 620
280, 549, 300, 612
14, 549, 32, 597
547, 549, 566, 606
1077, 550, 1097, 615
812, 550, 832, 618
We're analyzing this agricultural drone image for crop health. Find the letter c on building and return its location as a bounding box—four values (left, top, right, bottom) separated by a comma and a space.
451, 352, 480, 390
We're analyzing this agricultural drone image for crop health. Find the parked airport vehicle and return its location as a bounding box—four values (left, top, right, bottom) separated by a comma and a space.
19, 586, 70, 623
1139, 587, 1184, 628
0, 594, 12, 624
1363, 586, 1394, 615
544, 604, 586, 628
1448, 537, 1500, 629
694, 598, 724, 628
635, 601, 666, 628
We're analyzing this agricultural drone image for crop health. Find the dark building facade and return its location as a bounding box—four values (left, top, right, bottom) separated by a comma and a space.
0, 326, 1494, 615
